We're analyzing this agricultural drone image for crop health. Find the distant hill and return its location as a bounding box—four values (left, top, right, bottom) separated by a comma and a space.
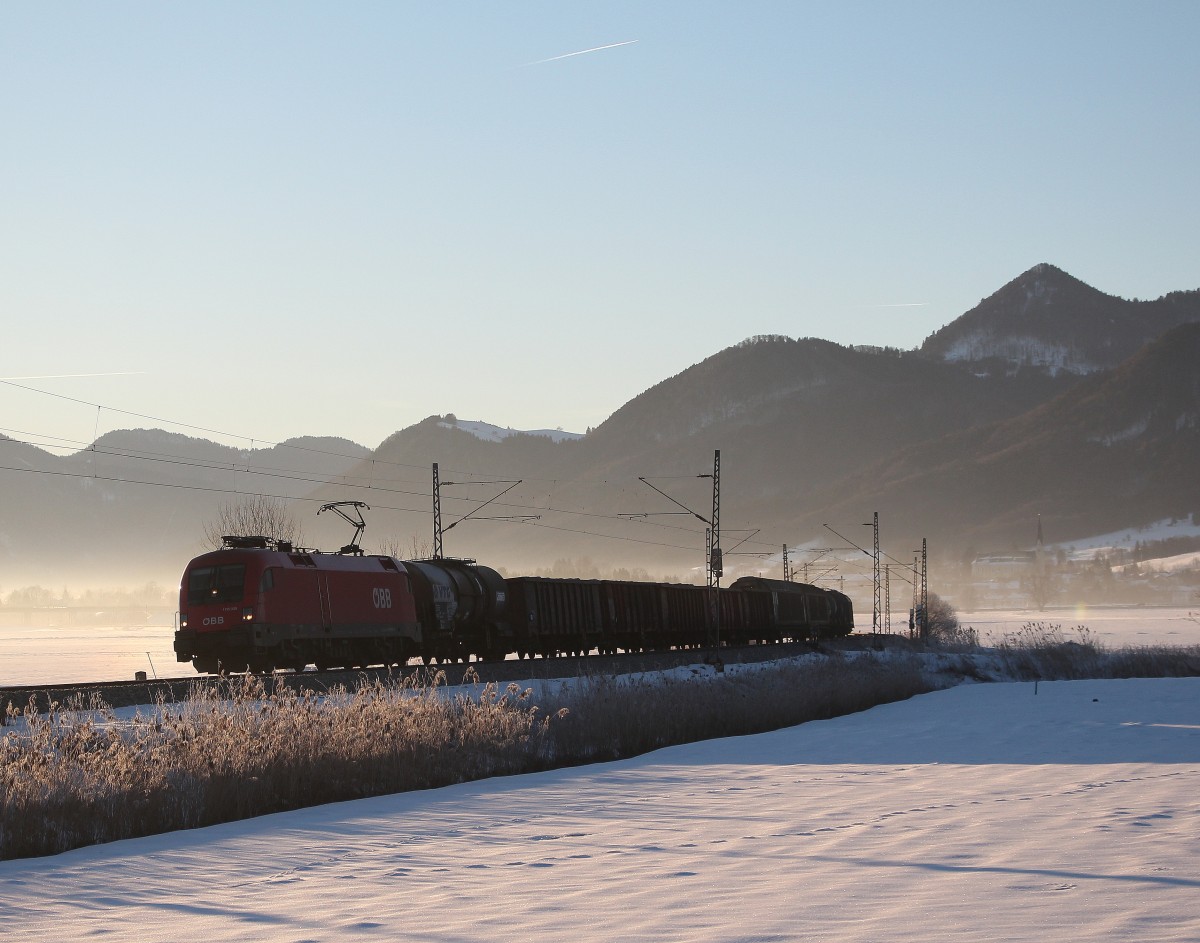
808, 321, 1200, 550
0, 433, 369, 585
325, 336, 1080, 572
1, 263, 1197, 586
921, 263, 1200, 374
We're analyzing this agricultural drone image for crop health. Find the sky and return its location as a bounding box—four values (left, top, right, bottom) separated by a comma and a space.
2, 673, 1198, 940
3, 1, 1199, 451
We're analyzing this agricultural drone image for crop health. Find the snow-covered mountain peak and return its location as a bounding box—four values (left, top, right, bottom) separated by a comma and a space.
436, 418, 583, 443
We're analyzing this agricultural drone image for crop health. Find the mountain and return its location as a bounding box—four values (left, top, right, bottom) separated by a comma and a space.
436, 418, 584, 444
1, 263, 1197, 587
807, 321, 1200, 550
921, 263, 1200, 374
320, 336, 1079, 572
0, 433, 369, 585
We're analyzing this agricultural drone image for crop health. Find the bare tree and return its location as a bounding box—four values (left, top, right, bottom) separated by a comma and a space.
203, 495, 304, 550
377, 534, 434, 559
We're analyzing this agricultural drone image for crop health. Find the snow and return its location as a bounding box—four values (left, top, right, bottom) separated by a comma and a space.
1089, 415, 1150, 445
0, 623, 175, 686
1053, 515, 1200, 559
955, 607, 1200, 648
1, 677, 1197, 942
436, 418, 583, 443
1119, 551, 1200, 575
3, 607, 1197, 687
941, 331, 1099, 374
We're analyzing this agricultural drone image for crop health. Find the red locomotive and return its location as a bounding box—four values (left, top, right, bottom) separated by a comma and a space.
175, 536, 509, 673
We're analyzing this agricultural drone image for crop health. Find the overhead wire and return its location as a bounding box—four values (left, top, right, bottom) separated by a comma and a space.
0, 382, 738, 538
0, 424, 720, 538
0, 421, 720, 554
2, 381, 720, 495
2, 381, 853, 560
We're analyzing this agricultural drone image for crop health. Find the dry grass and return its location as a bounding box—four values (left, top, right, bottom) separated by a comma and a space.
0, 671, 554, 860
975, 621, 1200, 681
0, 657, 931, 861
6, 634, 1198, 861
539, 654, 931, 765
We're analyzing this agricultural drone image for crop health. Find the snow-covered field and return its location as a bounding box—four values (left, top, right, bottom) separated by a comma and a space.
1, 676, 1197, 942
1, 607, 1196, 687
955, 606, 1200, 648
0, 623, 176, 686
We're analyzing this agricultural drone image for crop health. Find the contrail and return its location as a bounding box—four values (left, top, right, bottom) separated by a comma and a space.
0, 372, 145, 380
520, 39, 638, 67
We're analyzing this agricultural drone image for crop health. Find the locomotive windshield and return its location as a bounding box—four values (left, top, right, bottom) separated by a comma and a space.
187, 564, 247, 605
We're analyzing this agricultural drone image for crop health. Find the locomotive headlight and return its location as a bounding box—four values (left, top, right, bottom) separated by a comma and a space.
180, 614, 188, 628
242, 607, 254, 622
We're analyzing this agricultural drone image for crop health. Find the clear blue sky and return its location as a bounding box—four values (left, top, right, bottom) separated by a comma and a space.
3, 1, 1198, 451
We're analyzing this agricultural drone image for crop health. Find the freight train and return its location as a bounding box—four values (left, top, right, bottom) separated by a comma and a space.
174, 536, 854, 674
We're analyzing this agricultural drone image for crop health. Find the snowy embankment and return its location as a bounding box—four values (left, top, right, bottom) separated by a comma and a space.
1, 675, 1197, 942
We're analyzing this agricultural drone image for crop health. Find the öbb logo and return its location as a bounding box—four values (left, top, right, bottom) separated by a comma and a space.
372, 587, 393, 609
202, 616, 225, 626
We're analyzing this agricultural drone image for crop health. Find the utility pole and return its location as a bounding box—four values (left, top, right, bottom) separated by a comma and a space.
782, 544, 791, 582
911, 552, 919, 639
884, 564, 891, 632
431, 463, 533, 561
919, 538, 929, 642
432, 462, 443, 559
634, 455, 721, 644
870, 511, 880, 634
708, 449, 722, 648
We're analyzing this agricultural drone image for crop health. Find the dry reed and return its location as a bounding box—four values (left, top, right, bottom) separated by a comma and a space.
1, 670, 555, 860
991, 622, 1200, 680
15, 635, 1194, 862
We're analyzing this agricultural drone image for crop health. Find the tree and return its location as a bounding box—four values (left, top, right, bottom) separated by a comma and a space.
203, 495, 304, 550
377, 535, 434, 559
922, 592, 977, 647
3, 585, 57, 607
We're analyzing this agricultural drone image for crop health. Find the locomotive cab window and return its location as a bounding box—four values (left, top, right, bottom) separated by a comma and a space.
187, 565, 247, 605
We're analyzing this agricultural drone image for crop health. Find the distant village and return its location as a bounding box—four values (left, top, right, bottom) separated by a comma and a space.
950, 530, 1200, 610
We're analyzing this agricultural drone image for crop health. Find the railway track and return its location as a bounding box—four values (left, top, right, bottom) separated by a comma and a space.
0, 635, 908, 715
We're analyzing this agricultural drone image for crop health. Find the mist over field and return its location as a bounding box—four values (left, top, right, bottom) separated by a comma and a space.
2, 606, 1197, 688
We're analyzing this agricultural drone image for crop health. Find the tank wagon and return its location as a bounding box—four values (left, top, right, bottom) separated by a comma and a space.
174, 537, 854, 674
